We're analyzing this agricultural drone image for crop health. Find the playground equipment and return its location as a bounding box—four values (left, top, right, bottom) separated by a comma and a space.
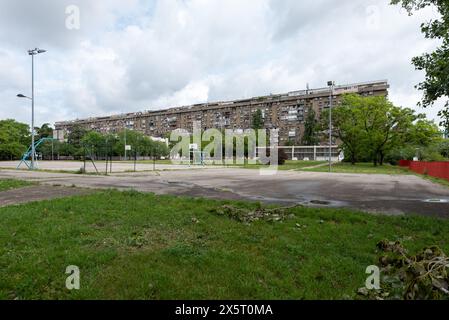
17, 137, 56, 169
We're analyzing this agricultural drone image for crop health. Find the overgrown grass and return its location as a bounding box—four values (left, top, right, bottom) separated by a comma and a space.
0, 179, 33, 191
0, 190, 448, 300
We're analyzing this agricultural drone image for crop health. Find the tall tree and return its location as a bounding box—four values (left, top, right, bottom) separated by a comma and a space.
322, 94, 428, 166
362, 99, 416, 166
391, 0, 449, 134
302, 107, 319, 146
251, 109, 264, 130
321, 95, 368, 165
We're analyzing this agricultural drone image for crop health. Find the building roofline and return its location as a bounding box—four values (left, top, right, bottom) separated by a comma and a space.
55, 80, 389, 126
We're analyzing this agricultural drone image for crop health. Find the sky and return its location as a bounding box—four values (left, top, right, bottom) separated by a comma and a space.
0, 0, 444, 128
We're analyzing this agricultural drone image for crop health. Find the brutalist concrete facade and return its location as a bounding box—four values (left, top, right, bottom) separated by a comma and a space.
54, 80, 389, 145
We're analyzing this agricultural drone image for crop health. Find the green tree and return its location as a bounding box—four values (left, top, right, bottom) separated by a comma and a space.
406, 118, 442, 146
36, 123, 53, 139
385, 119, 442, 163
114, 130, 168, 159
67, 125, 88, 158
361, 97, 417, 166
149, 140, 170, 159
322, 94, 435, 166
251, 109, 264, 130
115, 130, 145, 157
391, 0, 449, 133
438, 139, 449, 158
81, 131, 107, 158
39, 140, 62, 160
302, 107, 319, 146
0, 119, 30, 160
321, 95, 368, 165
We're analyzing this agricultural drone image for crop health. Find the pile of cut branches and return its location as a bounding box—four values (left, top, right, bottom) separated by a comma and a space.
210, 204, 299, 223
359, 240, 449, 300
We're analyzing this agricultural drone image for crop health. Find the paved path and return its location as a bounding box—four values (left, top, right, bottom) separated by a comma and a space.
0, 185, 92, 207
1, 168, 449, 217
0, 160, 220, 173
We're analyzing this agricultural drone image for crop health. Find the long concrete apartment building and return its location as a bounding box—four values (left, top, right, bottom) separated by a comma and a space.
54, 80, 389, 145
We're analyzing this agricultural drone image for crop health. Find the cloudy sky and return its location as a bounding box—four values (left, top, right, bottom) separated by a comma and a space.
0, 0, 443, 127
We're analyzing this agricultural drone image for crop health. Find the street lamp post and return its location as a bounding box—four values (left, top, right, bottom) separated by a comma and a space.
124, 122, 127, 161
124, 120, 132, 161
17, 48, 46, 170
327, 81, 335, 173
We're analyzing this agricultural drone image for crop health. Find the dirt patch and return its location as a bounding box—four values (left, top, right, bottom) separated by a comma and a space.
0, 185, 93, 207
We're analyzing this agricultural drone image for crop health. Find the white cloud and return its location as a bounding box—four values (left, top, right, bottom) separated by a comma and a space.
0, 0, 446, 128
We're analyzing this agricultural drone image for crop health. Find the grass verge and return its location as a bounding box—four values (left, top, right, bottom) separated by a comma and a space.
0, 190, 448, 300
301, 162, 412, 175
0, 179, 34, 192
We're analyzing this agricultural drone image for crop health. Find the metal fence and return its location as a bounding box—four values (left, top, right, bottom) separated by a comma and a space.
257, 146, 342, 161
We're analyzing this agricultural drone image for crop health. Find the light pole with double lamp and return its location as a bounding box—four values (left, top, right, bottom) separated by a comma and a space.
17, 48, 47, 170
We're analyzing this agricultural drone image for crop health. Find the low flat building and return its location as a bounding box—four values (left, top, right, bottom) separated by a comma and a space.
54, 80, 389, 145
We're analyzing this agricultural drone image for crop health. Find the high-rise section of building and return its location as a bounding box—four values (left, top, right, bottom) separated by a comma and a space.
54, 80, 389, 145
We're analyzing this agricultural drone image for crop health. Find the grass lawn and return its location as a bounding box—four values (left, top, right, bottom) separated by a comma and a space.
0, 179, 33, 192
301, 162, 412, 175
126, 159, 327, 171
1, 190, 448, 300
123, 159, 173, 165
422, 175, 449, 188
240, 160, 326, 170
300, 162, 449, 188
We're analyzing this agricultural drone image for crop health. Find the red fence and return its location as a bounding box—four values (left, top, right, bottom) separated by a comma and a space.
399, 160, 449, 181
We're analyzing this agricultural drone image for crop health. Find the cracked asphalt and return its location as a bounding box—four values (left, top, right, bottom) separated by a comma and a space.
1, 167, 449, 217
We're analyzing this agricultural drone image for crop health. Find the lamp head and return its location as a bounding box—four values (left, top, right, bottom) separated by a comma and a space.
28, 48, 47, 55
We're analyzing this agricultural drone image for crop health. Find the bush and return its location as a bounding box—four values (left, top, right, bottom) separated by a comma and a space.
386, 143, 447, 164
386, 146, 417, 165
418, 145, 446, 162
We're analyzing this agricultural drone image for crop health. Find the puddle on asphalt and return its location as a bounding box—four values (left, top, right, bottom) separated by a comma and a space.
309, 200, 331, 205
423, 199, 449, 204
